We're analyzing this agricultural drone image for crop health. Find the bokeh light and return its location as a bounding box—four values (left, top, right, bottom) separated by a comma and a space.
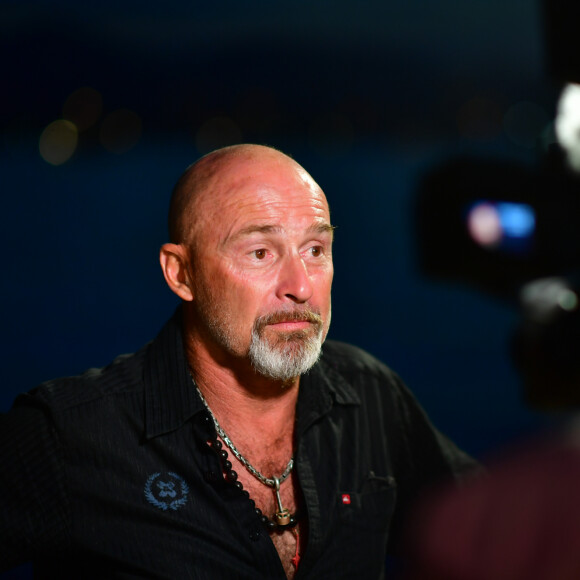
496, 203, 535, 239
195, 117, 243, 154
99, 109, 143, 154
521, 278, 579, 322
555, 83, 580, 172
63, 87, 103, 131
559, 289, 578, 312
467, 201, 535, 250
38, 119, 78, 165
467, 202, 502, 247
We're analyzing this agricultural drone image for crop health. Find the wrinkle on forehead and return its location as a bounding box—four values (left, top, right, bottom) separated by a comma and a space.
197, 164, 328, 241
210, 185, 331, 250
216, 178, 328, 213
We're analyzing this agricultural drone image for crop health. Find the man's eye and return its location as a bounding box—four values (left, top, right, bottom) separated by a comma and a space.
310, 246, 323, 257
253, 249, 267, 260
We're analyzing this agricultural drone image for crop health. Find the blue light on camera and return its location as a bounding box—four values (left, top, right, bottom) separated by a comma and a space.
496, 202, 535, 238
467, 201, 535, 253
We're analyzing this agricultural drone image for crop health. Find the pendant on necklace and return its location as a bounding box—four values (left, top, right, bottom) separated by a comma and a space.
273, 476, 291, 526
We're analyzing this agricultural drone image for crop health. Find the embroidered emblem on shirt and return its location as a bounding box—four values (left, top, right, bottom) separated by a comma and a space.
341, 493, 351, 505
144, 472, 190, 511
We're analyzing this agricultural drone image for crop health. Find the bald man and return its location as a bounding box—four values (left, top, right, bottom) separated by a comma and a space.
0, 145, 476, 579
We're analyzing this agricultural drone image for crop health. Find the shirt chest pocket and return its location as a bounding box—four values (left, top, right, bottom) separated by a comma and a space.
338, 472, 397, 532
317, 474, 397, 577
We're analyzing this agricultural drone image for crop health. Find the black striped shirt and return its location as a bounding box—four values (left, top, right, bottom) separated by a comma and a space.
0, 308, 476, 578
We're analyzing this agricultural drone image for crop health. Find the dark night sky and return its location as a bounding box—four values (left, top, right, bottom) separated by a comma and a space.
1, 0, 551, 139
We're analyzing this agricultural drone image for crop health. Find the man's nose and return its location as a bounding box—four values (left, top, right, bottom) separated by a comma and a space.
276, 253, 314, 303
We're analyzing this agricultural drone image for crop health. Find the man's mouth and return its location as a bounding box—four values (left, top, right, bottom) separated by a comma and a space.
267, 320, 313, 330
255, 309, 323, 334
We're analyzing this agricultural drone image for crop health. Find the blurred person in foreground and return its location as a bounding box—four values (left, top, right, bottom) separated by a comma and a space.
0, 144, 476, 579
403, 276, 580, 580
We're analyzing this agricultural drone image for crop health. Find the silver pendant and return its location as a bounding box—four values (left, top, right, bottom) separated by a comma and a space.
273, 477, 291, 526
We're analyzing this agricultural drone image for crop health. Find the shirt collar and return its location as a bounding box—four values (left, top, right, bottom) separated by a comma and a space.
144, 306, 204, 439
143, 309, 360, 439
296, 345, 361, 437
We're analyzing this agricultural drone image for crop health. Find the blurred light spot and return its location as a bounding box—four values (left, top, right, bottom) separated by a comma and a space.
521, 278, 578, 322
467, 201, 535, 248
308, 113, 353, 158
496, 202, 535, 238
503, 101, 549, 149
467, 202, 502, 247
195, 117, 242, 154
39, 120, 78, 165
456, 97, 502, 140
555, 83, 580, 172
99, 109, 142, 154
558, 289, 578, 311
63, 87, 103, 131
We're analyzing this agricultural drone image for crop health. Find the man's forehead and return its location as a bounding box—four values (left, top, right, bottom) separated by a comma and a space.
218, 193, 332, 244
197, 161, 329, 215
216, 162, 321, 197
186, 149, 332, 242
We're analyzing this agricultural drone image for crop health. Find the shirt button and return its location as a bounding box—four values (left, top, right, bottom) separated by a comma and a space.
249, 528, 261, 541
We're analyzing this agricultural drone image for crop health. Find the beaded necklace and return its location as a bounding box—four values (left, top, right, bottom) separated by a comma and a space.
195, 384, 300, 532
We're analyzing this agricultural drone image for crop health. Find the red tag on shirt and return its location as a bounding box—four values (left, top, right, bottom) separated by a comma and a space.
341, 494, 351, 505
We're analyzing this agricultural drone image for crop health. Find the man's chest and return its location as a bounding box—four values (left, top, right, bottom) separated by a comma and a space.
57, 407, 396, 579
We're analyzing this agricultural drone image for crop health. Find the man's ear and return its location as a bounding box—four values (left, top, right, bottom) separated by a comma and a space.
159, 243, 194, 302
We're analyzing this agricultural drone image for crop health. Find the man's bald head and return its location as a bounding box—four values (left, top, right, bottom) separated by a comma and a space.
167, 144, 298, 245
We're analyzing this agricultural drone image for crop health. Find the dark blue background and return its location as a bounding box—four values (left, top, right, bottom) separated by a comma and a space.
1, 1, 558, 577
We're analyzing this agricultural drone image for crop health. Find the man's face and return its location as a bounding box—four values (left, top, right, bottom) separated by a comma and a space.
188, 153, 334, 380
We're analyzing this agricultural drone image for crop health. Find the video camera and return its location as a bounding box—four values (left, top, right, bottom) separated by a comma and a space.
415, 147, 580, 299
414, 0, 580, 408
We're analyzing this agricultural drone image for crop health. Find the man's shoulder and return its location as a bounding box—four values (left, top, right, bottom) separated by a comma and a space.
22, 344, 149, 414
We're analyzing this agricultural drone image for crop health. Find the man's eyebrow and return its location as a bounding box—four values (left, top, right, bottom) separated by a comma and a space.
232, 224, 283, 239
230, 223, 336, 241
308, 223, 336, 237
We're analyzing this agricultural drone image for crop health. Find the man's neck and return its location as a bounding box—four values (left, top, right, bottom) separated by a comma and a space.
182, 322, 299, 443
